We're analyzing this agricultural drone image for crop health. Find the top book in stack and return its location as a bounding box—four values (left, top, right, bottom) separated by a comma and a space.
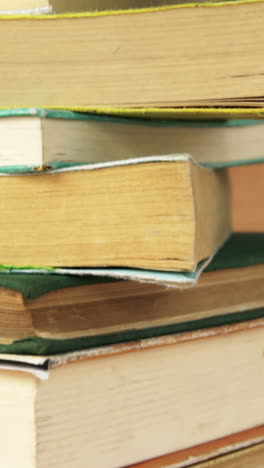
0, 0, 264, 109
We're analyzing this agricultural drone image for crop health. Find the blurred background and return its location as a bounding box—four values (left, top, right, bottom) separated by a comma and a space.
230, 164, 264, 232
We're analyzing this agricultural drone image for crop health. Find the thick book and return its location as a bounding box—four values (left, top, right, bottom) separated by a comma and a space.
1, 1, 264, 109
0, 234, 263, 349
0, 156, 230, 270
1, 109, 264, 168
132, 433, 264, 468
0, 319, 263, 467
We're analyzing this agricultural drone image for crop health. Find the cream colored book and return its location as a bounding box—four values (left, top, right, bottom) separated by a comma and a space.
0, 318, 263, 468
1, 110, 264, 168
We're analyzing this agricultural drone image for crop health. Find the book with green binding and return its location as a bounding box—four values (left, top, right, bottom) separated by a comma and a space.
1, 109, 264, 168
0, 234, 263, 355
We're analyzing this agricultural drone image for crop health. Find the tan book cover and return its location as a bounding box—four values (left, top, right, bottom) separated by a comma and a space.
230, 164, 264, 232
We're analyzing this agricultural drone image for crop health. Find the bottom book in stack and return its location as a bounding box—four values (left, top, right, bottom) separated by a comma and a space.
0, 234, 263, 467
0, 318, 263, 467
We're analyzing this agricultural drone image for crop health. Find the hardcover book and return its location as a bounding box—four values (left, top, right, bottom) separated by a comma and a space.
1, 109, 264, 168
0, 234, 263, 353
0, 319, 263, 467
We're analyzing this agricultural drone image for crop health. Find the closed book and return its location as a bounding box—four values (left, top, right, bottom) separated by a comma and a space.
1, 109, 264, 168
0, 319, 263, 467
1, 1, 264, 109
0, 234, 263, 352
0, 156, 230, 271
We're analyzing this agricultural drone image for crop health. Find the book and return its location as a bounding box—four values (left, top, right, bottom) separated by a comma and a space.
0, 156, 230, 270
193, 444, 264, 468
131, 426, 264, 467
0, 260, 210, 287
1, 109, 264, 168
1, 1, 264, 109
0, 0, 184, 15
0, 229, 259, 292
76, 106, 264, 121
132, 435, 264, 468
0, 0, 52, 14
0, 0, 95, 14
230, 163, 264, 232
0, 234, 263, 348
0, 319, 263, 467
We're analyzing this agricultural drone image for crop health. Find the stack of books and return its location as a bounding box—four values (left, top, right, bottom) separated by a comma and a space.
0, 1, 263, 468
